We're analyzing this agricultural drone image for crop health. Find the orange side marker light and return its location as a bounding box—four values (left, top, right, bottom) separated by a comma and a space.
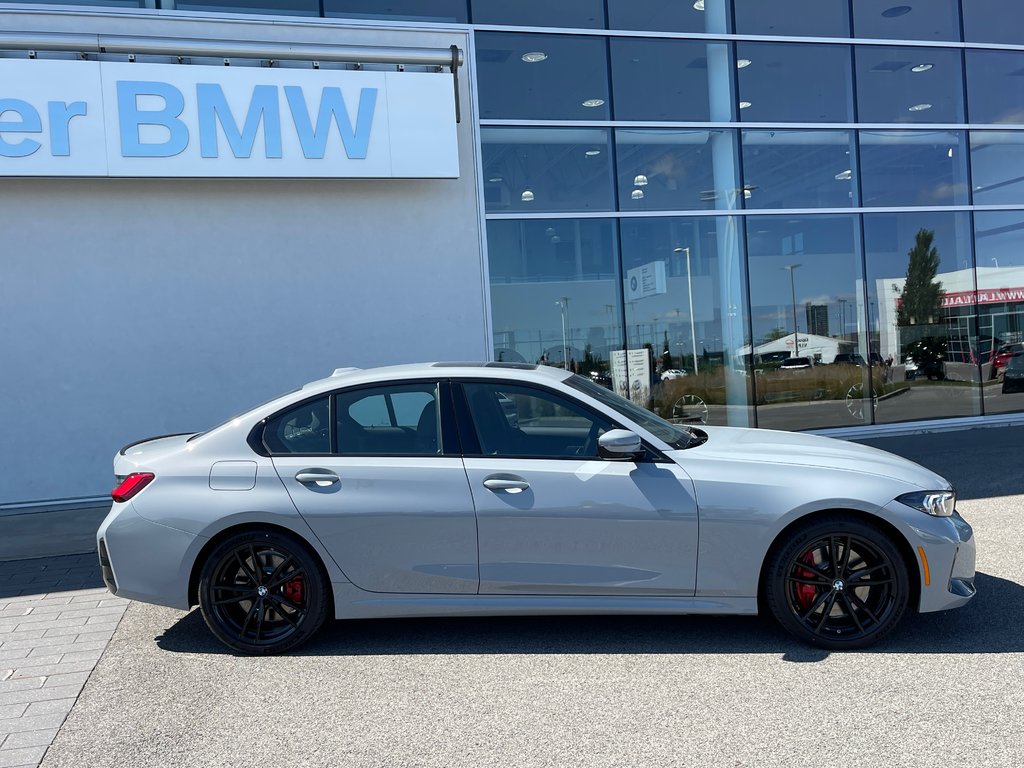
917, 546, 931, 587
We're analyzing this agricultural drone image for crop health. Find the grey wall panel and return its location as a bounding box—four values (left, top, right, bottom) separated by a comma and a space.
0, 11, 484, 504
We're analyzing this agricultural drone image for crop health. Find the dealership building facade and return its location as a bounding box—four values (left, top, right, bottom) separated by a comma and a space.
1, 0, 1023, 514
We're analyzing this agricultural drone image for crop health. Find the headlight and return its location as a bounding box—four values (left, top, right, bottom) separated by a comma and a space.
898, 490, 956, 517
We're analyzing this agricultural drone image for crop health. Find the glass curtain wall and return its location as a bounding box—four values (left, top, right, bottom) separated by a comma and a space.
478, 1, 1024, 431
13, 0, 1024, 429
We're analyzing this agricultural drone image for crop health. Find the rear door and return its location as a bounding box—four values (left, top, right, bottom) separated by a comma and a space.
268, 380, 479, 594
456, 380, 699, 596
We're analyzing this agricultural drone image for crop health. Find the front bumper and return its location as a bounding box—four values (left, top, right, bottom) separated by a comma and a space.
97, 501, 202, 610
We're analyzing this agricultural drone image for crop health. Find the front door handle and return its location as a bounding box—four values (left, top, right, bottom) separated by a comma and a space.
483, 475, 530, 492
295, 469, 340, 487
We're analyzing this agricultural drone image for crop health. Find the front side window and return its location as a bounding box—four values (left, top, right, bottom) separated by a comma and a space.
262, 397, 331, 454
336, 384, 440, 456
462, 382, 614, 458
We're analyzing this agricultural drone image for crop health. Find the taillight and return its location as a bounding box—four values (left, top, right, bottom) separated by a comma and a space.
111, 472, 155, 503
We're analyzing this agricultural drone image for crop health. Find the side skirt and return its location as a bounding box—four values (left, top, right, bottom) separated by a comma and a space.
330, 582, 758, 620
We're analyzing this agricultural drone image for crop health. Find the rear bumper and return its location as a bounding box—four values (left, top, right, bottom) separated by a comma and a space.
97, 501, 202, 610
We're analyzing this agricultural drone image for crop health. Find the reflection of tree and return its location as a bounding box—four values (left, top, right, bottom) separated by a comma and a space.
661, 332, 674, 369
762, 327, 788, 344
897, 229, 944, 326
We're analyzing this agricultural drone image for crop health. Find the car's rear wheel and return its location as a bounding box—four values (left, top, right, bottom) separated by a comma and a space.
198, 529, 329, 655
765, 517, 910, 650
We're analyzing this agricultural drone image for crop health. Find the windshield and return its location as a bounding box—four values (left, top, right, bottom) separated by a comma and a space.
565, 374, 695, 449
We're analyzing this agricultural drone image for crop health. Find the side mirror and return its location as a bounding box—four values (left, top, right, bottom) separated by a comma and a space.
598, 429, 643, 460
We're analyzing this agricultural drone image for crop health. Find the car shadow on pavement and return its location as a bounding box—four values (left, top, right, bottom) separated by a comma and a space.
155, 571, 1020, 659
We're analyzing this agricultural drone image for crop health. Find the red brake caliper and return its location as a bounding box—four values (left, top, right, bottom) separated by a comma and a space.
283, 576, 305, 605
795, 552, 818, 611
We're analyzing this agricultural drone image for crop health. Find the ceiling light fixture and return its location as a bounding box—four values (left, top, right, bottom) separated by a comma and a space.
882, 5, 912, 17
582, 98, 605, 108
834, 169, 852, 181
631, 189, 645, 200
488, 176, 502, 183
737, 59, 752, 69
693, 0, 705, 10
521, 190, 535, 202
585, 149, 602, 157
521, 52, 547, 63
948, 147, 954, 157
911, 63, 934, 73
908, 103, 932, 111
633, 174, 649, 187
739, 101, 752, 109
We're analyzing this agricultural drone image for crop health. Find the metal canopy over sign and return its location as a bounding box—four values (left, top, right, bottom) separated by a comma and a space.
0, 59, 459, 178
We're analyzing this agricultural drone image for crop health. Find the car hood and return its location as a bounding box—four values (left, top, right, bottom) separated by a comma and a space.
671, 426, 950, 491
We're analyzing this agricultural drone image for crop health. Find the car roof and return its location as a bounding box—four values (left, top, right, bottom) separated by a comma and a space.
300, 361, 572, 393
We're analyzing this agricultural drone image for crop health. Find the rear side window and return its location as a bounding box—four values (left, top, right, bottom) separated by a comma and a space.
336, 384, 441, 455
262, 397, 330, 454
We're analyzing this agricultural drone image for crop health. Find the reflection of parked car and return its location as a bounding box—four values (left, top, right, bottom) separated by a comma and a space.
906, 338, 947, 381
661, 369, 688, 381
832, 353, 866, 366
587, 370, 612, 390
1002, 354, 1024, 394
992, 343, 1024, 380
779, 356, 814, 370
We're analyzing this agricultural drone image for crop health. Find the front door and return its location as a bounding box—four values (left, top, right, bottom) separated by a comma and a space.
457, 380, 699, 596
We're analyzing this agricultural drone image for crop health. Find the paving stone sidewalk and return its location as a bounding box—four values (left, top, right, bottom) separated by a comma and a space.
0, 554, 128, 768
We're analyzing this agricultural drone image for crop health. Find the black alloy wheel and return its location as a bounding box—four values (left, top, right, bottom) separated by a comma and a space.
198, 529, 329, 655
765, 517, 910, 650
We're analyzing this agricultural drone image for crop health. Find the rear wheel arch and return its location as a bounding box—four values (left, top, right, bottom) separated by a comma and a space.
757, 508, 921, 615
188, 522, 334, 610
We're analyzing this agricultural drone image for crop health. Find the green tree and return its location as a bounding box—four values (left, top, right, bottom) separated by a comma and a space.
897, 229, 944, 326
661, 331, 674, 369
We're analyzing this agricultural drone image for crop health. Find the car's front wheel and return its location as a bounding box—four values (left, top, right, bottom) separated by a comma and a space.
198, 529, 329, 655
764, 517, 910, 650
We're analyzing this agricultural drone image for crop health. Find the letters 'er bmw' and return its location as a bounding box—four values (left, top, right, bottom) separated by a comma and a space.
98, 363, 976, 654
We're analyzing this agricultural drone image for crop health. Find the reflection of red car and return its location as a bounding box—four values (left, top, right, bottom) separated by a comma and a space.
992, 343, 1024, 379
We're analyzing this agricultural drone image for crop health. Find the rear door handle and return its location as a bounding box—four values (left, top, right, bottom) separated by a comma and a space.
483, 475, 530, 492
295, 470, 340, 486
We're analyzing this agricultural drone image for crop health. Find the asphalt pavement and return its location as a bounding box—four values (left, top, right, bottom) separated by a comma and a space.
33, 425, 1024, 768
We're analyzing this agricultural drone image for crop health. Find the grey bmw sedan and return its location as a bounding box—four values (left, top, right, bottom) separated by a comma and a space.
99, 363, 975, 654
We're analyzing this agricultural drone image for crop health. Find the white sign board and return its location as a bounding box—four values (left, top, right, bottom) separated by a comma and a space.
625, 260, 667, 301
610, 348, 652, 407
0, 59, 458, 178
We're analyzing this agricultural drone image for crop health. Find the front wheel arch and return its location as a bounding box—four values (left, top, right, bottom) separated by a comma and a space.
757, 509, 921, 616
188, 522, 334, 612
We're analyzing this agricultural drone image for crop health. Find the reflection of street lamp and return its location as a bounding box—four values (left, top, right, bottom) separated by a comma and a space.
782, 263, 802, 357
555, 297, 570, 369
838, 297, 848, 339
673, 246, 699, 375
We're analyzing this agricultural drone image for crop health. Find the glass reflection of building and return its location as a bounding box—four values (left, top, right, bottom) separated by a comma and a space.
474, 0, 1024, 431
31, 0, 1024, 431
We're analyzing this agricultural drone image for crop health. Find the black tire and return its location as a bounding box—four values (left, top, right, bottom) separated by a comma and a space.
764, 516, 910, 650
198, 529, 329, 655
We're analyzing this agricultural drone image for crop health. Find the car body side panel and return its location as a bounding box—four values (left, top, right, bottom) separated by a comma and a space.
103, 445, 352, 605
271, 456, 479, 594
465, 457, 699, 595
